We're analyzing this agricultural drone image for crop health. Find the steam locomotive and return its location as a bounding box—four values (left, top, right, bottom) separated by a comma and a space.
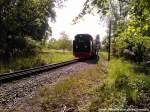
73, 34, 100, 58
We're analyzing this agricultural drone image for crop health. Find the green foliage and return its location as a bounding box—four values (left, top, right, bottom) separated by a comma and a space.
48, 32, 72, 51
89, 58, 150, 111
58, 32, 72, 51
0, 0, 56, 57
0, 49, 74, 74
106, 58, 139, 103
89, 0, 150, 62
92, 0, 109, 15
48, 38, 60, 49
113, 19, 150, 62
101, 36, 109, 51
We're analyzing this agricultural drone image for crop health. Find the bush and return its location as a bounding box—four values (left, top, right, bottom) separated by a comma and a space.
89, 58, 150, 111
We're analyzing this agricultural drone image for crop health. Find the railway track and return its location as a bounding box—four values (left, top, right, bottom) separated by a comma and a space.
0, 59, 79, 83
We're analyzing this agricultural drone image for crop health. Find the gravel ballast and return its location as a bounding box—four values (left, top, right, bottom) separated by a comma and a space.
0, 60, 96, 111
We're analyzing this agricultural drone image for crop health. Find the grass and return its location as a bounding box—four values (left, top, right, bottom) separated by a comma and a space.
39, 49, 74, 63
8, 52, 150, 112
89, 58, 150, 111
37, 65, 106, 112
0, 49, 74, 74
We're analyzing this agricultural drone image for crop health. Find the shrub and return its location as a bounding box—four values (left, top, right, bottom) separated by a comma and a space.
89, 58, 150, 111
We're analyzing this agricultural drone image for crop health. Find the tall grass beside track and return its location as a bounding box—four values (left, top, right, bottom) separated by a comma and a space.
0, 49, 74, 74
90, 58, 150, 111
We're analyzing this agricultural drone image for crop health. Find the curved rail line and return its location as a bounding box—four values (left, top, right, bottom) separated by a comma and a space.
0, 59, 80, 83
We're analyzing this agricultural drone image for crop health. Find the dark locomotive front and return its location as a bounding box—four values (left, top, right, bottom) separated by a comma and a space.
73, 34, 96, 58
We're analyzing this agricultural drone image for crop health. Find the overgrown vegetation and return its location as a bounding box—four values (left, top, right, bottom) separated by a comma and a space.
0, 49, 74, 74
89, 58, 150, 111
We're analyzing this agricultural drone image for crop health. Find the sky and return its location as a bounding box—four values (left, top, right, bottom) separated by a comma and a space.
48, 0, 108, 41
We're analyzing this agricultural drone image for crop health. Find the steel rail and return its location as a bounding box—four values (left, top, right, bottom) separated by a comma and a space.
0, 59, 79, 83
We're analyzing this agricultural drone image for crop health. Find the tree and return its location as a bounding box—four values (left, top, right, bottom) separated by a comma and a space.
59, 32, 72, 52
79, 0, 150, 62
48, 38, 60, 50
0, 0, 59, 58
48, 33, 72, 51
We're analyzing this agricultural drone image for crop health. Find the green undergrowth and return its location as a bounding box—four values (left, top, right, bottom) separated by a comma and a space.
0, 49, 74, 74
89, 58, 150, 111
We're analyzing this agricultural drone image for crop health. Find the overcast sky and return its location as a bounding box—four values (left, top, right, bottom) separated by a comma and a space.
48, 0, 107, 41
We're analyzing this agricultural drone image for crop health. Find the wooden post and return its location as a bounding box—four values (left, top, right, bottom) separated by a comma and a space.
108, 20, 111, 61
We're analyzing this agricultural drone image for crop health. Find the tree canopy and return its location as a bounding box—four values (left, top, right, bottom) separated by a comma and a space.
48, 32, 72, 51
0, 0, 58, 57
79, 0, 150, 62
